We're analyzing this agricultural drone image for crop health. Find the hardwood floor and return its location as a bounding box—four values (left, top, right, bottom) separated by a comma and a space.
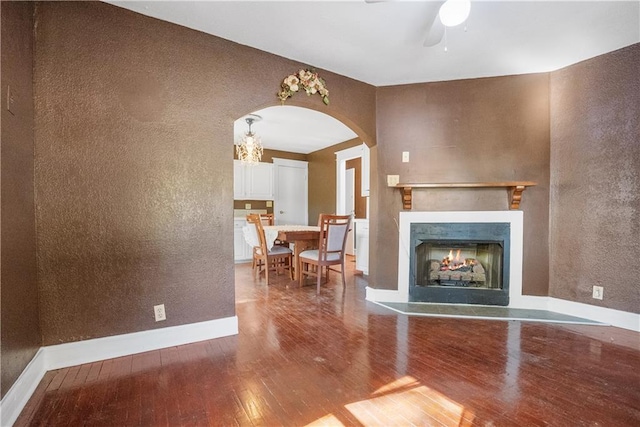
16, 258, 640, 426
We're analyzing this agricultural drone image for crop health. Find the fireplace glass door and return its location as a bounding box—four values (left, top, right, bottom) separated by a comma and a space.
415, 241, 503, 290
409, 222, 510, 305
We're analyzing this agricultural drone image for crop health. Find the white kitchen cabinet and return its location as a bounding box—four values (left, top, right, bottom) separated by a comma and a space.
234, 219, 252, 262
354, 219, 369, 275
234, 160, 274, 200
233, 161, 246, 199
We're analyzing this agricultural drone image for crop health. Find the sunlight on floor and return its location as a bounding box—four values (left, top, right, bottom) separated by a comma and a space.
306, 376, 475, 426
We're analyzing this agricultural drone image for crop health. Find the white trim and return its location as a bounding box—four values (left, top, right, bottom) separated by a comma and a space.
510, 295, 550, 311
45, 316, 238, 370
272, 157, 308, 168
0, 349, 47, 427
0, 316, 238, 426
366, 286, 407, 303
335, 144, 363, 215
547, 298, 639, 332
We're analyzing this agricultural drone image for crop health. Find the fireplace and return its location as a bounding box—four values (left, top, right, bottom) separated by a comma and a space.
388, 211, 524, 308
410, 222, 510, 305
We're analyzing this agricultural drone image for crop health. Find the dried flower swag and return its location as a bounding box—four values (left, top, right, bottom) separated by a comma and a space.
277, 69, 329, 105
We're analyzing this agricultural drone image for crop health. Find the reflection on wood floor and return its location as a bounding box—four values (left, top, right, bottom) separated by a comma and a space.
16, 258, 640, 426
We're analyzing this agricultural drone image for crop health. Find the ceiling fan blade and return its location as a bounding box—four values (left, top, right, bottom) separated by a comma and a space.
423, 16, 445, 47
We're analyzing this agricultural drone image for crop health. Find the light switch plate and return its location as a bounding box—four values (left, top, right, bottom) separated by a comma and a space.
402, 151, 410, 163
387, 175, 400, 187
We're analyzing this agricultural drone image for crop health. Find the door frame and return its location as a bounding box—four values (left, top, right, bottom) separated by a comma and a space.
336, 144, 364, 215
273, 157, 308, 225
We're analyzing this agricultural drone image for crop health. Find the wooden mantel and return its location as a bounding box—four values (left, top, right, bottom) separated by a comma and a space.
396, 181, 537, 210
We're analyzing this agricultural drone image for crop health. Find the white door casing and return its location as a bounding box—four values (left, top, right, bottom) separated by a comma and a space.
336, 143, 369, 216
344, 168, 355, 255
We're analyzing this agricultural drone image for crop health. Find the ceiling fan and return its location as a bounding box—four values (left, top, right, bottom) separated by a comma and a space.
365, 0, 471, 47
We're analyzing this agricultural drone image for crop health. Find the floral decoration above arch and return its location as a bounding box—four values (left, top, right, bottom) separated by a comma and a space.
277, 69, 329, 105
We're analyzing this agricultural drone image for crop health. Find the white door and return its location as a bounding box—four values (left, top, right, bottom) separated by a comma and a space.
344, 168, 355, 255
273, 158, 308, 225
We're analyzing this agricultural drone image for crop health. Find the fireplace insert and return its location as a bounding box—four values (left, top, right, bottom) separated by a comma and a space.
410, 223, 510, 305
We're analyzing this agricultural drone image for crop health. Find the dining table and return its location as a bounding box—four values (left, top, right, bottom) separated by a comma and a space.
243, 224, 321, 280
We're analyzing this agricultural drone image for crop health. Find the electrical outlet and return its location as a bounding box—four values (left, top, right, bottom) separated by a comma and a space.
592, 286, 603, 300
402, 151, 410, 163
266, 201, 272, 207
154, 304, 166, 321
387, 175, 400, 187
244, 203, 251, 210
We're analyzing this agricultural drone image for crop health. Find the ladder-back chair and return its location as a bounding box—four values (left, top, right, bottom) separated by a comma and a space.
247, 214, 293, 284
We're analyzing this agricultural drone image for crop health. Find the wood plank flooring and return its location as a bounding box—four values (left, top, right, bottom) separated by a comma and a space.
16, 258, 640, 426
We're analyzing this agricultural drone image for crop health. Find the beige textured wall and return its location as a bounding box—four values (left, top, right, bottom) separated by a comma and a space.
33, 1, 375, 345
372, 74, 551, 294
549, 43, 640, 313
1, 1, 41, 397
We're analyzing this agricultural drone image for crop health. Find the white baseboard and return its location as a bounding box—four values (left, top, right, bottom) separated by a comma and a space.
0, 348, 47, 427
366, 287, 639, 332
509, 295, 551, 311
365, 286, 407, 303
0, 315, 238, 427
547, 298, 639, 332
45, 315, 238, 370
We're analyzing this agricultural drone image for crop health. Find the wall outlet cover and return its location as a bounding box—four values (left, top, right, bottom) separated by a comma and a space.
387, 175, 400, 187
154, 304, 166, 321
244, 203, 251, 210
592, 286, 603, 300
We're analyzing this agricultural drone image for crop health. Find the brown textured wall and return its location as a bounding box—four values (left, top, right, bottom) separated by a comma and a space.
372, 74, 550, 294
33, 2, 375, 345
1, 1, 41, 396
308, 138, 363, 224
549, 43, 640, 313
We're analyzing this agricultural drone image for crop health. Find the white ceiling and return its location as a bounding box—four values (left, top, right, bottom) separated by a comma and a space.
107, 0, 640, 153
234, 106, 357, 154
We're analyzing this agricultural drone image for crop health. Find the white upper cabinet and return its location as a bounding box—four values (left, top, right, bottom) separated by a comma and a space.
234, 160, 274, 200
233, 161, 246, 199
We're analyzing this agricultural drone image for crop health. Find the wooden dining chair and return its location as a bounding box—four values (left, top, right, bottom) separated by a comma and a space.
247, 214, 294, 284
298, 214, 351, 293
247, 213, 284, 273
258, 213, 274, 226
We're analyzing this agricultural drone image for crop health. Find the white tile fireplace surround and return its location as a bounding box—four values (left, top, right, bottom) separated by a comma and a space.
365, 211, 640, 331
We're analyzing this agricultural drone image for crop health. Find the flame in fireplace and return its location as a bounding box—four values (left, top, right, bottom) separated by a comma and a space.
441, 249, 475, 271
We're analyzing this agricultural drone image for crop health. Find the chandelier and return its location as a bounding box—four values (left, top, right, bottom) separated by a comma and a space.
236, 116, 263, 164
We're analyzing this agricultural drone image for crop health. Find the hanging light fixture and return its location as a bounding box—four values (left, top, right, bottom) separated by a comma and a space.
236, 115, 263, 165
439, 0, 471, 27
